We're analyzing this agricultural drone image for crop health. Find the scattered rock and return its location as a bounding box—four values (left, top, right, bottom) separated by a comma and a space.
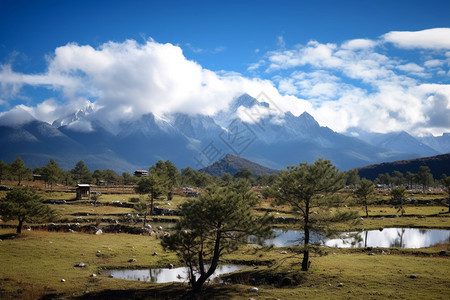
157, 226, 163, 230
74, 263, 86, 268
61, 279, 66, 282
369, 253, 375, 256
97, 250, 101, 253
439, 250, 446, 256
338, 283, 343, 287
168, 264, 174, 269
280, 251, 288, 254
409, 274, 417, 279
109, 274, 114, 278
379, 227, 384, 231
95, 229, 103, 235
90, 274, 96, 277
248, 287, 259, 292
144, 224, 152, 229
128, 259, 137, 263
152, 252, 158, 256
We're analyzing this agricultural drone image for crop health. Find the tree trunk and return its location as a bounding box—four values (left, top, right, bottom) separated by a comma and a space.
150, 192, 154, 216
191, 227, 222, 292
365, 202, 369, 218
17, 218, 24, 234
302, 226, 310, 271
302, 201, 310, 271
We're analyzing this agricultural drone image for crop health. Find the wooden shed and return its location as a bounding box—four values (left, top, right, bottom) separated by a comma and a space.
76, 184, 91, 200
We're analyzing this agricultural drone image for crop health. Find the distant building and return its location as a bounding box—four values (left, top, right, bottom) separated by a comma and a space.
76, 184, 91, 200
32, 174, 44, 182
134, 170, 149, 177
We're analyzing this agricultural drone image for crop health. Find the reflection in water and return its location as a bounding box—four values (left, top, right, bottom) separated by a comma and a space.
264, 228, 449, 249
105, 264, 245, 283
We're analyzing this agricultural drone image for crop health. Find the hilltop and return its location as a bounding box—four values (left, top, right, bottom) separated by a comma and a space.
357, 153, 450, 180
199, 154, 279, 177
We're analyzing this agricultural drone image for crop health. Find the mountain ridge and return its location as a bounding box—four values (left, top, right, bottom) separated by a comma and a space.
357, 153, 450, 181
0, 94, 448, 172
199, 154, 279, 177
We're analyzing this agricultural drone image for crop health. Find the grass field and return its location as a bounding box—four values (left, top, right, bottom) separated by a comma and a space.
0, 182, 449, 299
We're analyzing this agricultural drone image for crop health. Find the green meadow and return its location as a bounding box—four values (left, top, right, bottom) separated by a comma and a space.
0, 185, 449, 299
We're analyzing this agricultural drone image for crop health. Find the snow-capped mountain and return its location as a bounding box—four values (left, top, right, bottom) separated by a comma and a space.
52, 101, 96, 128
0, 93, 445, 172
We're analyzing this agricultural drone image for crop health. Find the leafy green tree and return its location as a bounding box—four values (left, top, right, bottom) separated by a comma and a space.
392, 171, 405, 186
440, 175, 450, 213
221, 172, 234, 186
0, 187, 56, 233
71, 161, 93, 184
269, 159, 357, 271
62, 171, 76, 187
255, 173, 279, 186
9, 157, 31, 185
133, 199, 150, 226
92, 169, 104, 185
405, 171, 416, 189
234, 168, 253, 179
42, 159, 63, 191
122, 172, 136, 185
135, 173, 167, 216
416, 166, 433, 191
375, 172, 392, 187
344, 169, 360, 187
181, 167, 213, 188
162, 182, 271, 292
151, 160, 180, 200
391, 186, 407, 216
354, 179, 375, 218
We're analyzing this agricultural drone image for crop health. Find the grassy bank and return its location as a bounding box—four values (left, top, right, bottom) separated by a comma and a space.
0, 229, 448, 299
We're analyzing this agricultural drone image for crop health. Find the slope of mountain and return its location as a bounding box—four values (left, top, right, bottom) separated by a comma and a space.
357, 153, 450, 181
199, 154, 279, 177
419, 133, 450, 154
345, 129, 440, 157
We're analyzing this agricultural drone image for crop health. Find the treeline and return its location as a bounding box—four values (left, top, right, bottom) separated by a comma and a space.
344, 166, 449, 191
1, 157, 449, 192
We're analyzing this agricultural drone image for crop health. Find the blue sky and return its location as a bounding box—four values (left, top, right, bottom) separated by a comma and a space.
0, 0, 449, 136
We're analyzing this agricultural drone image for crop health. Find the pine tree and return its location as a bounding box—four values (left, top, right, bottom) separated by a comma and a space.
269, 159, 358, 271
355, 179, 376, 218
0, 187, 56, 233
162, 181, 271, 292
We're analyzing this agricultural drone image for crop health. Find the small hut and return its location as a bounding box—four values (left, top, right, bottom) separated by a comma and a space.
76, 184, 91, 200
134, 170, 149, 177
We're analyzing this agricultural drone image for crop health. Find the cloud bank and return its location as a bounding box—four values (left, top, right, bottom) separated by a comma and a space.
0, 28, 449, 136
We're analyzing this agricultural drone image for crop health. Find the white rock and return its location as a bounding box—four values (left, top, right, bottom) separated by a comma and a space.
248, 287, 259, 292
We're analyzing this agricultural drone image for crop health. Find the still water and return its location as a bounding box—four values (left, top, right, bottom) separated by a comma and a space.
104, 264, 245, 283
264, 228, 449, 248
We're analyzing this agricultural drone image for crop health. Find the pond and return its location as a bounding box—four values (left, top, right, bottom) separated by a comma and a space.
262, 228, 449, 249
104, 264, 245, 283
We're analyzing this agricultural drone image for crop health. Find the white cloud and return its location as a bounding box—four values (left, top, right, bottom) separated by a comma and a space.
424, 59, 443, 68
397, 63, 424, 73
382, 28, 450, 50
341, 38, 378, 50
0, 31, 449, 137
259, 30, 450, 136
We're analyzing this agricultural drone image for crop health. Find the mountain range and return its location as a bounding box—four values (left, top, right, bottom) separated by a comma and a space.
0, 94, 448, 173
